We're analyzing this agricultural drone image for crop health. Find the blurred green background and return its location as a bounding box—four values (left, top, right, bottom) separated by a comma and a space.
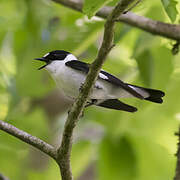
0, 0, 180, 179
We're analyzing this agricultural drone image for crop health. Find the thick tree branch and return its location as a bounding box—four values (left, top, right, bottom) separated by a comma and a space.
56, 0, 136, 180
174, 127, 180, 180
52, 0, 180, 41
0, 120, 57, 159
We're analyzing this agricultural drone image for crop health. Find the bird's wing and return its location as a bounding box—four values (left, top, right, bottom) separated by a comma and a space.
65, 60, 144, 99
96, 99, 137, 112
65, 60, 90, 73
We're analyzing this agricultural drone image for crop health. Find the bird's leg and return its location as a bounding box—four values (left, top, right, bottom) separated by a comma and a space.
123, 0, 142, 14
94, 85, 103, 90
85, 99, 97, 108
79, 83, 84, 92
79, 83, 102, 93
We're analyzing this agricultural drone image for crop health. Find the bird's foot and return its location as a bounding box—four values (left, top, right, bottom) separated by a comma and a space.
85, 99, 97, 108
94, 85, 102, 90
79, 83, 84, 92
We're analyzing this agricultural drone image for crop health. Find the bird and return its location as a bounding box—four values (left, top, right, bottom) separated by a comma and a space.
35, 50, 165, 113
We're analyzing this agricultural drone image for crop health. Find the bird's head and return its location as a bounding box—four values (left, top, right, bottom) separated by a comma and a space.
35, 50, 77, 70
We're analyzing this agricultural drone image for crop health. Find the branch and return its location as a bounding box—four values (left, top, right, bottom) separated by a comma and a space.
0, 120, 57, 159
174, 127, 180, 180
52, 0, 180, 41
56, 0, 136, 180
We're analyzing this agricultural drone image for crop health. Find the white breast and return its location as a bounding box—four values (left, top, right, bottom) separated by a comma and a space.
44, 55, 140, 100
45, 59, 108, 99
45, 60, 81, 98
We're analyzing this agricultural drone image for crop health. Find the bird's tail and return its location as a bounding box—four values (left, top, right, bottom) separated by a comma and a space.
127, 84, 165, 103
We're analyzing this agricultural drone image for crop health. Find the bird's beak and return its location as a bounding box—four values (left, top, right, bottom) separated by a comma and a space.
34, 57, 48, 70
34, 58, 45, 61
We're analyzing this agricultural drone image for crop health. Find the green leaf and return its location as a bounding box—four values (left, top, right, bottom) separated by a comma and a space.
98, 136, 137, 180
133, 33, 155, 86
161, 0, 178, 22
151, 46, 173, 89
133, 32, 155, 59
83, 0, 113, 18
114, 24, 132, 44
135, 50, 154, 86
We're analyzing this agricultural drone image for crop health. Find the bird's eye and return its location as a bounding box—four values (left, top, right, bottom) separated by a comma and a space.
44, 52, 67, 61
53, 54, 66, 60
47, 54, 56, 61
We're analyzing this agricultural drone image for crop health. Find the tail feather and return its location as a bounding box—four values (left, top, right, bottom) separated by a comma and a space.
127, 84, 165, 104
143, 88, 165, 103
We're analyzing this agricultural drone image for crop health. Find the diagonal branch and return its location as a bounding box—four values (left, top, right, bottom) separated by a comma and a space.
52, 0, 180, 41
56, 0, 136, 180
0, 120, 57, 159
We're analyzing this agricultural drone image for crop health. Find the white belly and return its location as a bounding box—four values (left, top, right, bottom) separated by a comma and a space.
55, 69, 110, 99
45, 60, 135, 100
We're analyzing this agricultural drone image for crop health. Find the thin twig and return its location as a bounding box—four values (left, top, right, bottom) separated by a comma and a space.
56, 0, 136, 180
52, 0, 180, 41
0, 120, 57, 159
123, 0, 142, 14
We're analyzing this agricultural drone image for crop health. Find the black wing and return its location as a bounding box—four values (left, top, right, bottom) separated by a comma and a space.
65, 60, 144, 99
65, 60, 89, 73
96, 99, 137, 112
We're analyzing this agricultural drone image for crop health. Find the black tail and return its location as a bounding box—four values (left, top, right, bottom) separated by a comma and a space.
128, 84, 165, 103
143, 88, 165, 103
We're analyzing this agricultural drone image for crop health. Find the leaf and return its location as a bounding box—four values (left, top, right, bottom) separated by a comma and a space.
133, 33, 155, 86
135, 50, 154, 86
83, 0, 113, 18
151, 46, 173, 89
133, 32, 155, 59
114, 24, 132, 44
161, 0, 178, 22
98, 135, 137, 180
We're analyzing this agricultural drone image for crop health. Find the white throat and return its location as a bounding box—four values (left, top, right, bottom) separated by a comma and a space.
64, 54, 77, 62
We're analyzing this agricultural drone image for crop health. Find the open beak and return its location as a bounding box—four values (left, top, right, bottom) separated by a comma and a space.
34, 57, 48, 70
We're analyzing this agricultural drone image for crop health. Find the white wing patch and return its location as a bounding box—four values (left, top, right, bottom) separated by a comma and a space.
43, 52, 50, 57
128, 85, 149, 98
64, 54, 78, 62
99, 73, 108, 80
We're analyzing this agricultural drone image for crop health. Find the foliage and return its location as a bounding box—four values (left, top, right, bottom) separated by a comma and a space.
161, 0, 178, 22
83, 0, 113, 18
0, 0, 180, 179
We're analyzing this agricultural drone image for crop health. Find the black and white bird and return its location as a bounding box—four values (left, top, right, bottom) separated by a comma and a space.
35, 50, 165, 113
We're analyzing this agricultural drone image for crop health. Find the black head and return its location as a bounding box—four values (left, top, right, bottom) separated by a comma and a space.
35, 50, 70, 70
